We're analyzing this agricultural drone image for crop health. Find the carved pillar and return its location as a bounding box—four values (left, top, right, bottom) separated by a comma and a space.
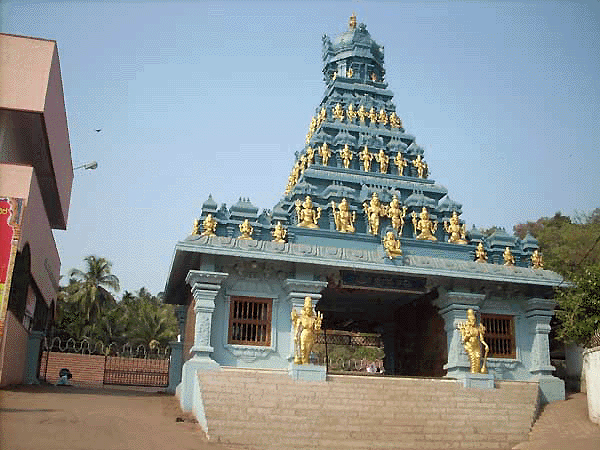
186, 270, 228, 357
525, 298, 556, 376
433, 290, 485, 378
283, 278, 328, 361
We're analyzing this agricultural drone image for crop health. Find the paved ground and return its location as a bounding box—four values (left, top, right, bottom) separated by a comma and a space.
1, 384, 599, 450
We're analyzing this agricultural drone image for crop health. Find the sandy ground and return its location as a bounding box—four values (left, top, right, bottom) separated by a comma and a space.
0, 384, 234, 450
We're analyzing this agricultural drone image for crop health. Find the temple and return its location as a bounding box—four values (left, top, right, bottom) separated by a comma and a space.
165, 15, 564, 409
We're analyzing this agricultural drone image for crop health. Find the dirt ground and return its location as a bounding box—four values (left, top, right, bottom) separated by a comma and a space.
0, 384, 234, 450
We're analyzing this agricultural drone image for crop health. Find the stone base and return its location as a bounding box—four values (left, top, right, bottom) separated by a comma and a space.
535, 375, 566, 404
289, 364, 327, 382
462, 372, 495, 389
178, 356, 220, 413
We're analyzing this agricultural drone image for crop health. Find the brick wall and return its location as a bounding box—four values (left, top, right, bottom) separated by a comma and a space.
40, 352, 105, 385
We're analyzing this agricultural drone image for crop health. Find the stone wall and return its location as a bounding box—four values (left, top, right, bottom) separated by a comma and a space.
583, 346, 600, 424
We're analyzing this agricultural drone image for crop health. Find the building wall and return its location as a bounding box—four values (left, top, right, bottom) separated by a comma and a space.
0, 309, 28, 385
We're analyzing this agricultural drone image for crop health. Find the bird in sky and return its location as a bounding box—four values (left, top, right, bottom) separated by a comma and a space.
95, 129, 102, 132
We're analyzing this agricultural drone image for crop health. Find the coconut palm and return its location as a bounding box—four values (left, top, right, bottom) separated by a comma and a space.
122, 288, 177, 348
67, 255, 120, 322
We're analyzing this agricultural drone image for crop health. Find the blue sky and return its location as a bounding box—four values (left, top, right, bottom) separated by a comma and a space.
2, 1, 599, 296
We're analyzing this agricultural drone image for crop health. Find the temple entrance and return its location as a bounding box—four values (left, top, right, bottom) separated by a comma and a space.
316, 273, 447, 377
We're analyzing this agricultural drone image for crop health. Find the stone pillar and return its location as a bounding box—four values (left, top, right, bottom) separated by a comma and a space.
23, 331, 44, 384
174, 304, 187, 342
526, 298, 565, 403
433, 291, 485, 378
178, 270, 228, 412
283, 278, 328, 363
167, 341, 183, 393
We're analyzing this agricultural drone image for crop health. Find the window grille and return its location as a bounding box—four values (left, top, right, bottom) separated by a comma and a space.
481, 314, 516, 358
228, 297, 272, 346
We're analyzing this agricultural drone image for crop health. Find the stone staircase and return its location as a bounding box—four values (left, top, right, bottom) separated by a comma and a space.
196, 368, 540, 450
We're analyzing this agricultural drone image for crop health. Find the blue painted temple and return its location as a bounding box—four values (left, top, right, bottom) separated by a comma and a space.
165, 15, 564, 409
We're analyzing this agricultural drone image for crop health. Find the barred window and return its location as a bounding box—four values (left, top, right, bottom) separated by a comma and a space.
228, 297, 272, 346
481, 314, 516, 358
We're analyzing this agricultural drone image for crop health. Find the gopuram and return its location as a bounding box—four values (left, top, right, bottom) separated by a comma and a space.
165, 15, 564, 408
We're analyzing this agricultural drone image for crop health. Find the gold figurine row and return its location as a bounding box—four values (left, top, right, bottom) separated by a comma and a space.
306, 104, 403, 144
285, 144, 427, 195
193, 206, 544, 269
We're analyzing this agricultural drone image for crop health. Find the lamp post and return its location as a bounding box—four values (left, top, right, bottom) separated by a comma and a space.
73, 161, 98, 171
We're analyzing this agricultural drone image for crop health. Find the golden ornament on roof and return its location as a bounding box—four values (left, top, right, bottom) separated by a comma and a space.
387, 195, 407, 235
382, 231, 403, 260
348, 12, 357, 30
531, 249, 544, 269
394, 152, 408, 176
238, 219, 253, 240
368, 106, 377, 124
347, 103, 357, 120
333, 103, 344, 121
378, 108, 388, 126
359, 146, 373, 172
331, 198, 356, 233
412, 155, 428, 178
201, 214, 217, 237
503, 247, 515, 266
374, 149, 389, 173
357, 105, 367, 123
340, 144, 353, 169
272, 221, 287, 243
475, 242, 487, 263
319, 142, 331, 166
363, 192, 387, 236
444, 211, 468, 244
295, 196, 321, 228
412, 207, 437, 241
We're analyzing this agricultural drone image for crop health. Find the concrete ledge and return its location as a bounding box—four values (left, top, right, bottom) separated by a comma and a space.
462, 373, 495, 389
289, 364, 327, 382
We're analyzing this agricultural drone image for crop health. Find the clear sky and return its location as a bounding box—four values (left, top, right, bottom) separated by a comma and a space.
1, 1, 599, 297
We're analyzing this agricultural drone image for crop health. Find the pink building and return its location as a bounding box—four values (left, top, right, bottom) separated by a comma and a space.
0, 33, 73, 386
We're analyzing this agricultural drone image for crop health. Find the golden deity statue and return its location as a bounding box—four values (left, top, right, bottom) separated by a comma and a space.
331, 71, 337, 80
531, 249, 544, 269
295, 196, 321, 228
370, 72, 378, 82
378, 108, 388, 126
331, 198, 356, 233
475, 242, 487, 263
389, 112, 402, 129
503, 247, 515, 266
457, 309, 489, 374
284, 176, 293, 195
291, 296, 323, 365
340, 144, 353, 169
317, 107, 326, 126
374, 149, 389, 173
201, 214, 217, 236
443, 211, 468, 244
368, 106, 378, 124
291, 160, 301, 183
412, 155, 428, 178
333, 103, 344, 121
272, 221, 287, 243
363, 193, 387, 235
299, 155, 308, 174
238, 219, 253, 240
411, 207, 437, 241
309, 116, 317, 135
359, 146, 373, 172
387, 195, 407, 235
319, 142, 331, 166
382, 231, 403, 260
192, 219, 200, 235
357, 105, 367, 123
394, 152, 408, 176
306, 147, 315, 166
349, 12, 357, 30
346, 67, 353, 78
347, 103, 357, 121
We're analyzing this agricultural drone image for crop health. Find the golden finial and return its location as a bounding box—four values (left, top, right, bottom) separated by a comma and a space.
349, 12, 357, 30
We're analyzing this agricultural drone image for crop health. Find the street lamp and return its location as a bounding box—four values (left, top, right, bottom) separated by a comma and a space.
73, 161, 98, 171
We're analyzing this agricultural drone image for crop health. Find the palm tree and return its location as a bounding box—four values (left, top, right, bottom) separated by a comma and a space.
67, 256, 120, 322
123, 288, 177, 348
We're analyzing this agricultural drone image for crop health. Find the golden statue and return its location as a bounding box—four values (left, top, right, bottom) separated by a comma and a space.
368, 106, 378, 124
291, 160, 301, 182
457, 309, 489, 374
363, 193, 387, 235
370, 72, 377, 82
192, 219, 200, 235
349, 12, 357, 30
319, 142, 331, 166
340, 144, 353, 169
378, 108, 388, 126
309, 116, 317, 134
333, 103, 344, 121
238, 219, 253, 240
357, 105, 367, 123
389, 112, 402, 129
359, 146, 373, 172
394, 152, 408, 176
299, 155, 308, 174
443, 211, 468, 244
411, 207, 437, 241
331, 198, 356, 233
295, 196, 321, 228
292, 296, 323, 365
503, 247, 515, 266
317, 106, 326, 126
272, 221, 287, 242
347, 103, 357, 121
331, 71, 337, 80
201, 214, 217, 236
346, 67, 353, 78
412, 155, 428, 178
306, 147, 315, 166
374, 149, 389, 173
387, 195, 407, 235
531, 249, 544, 269
382, 231, 402, 259
475, 242, 487, 263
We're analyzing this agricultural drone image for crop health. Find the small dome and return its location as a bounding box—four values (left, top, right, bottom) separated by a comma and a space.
468, 226, 484, 242
201, 194, 218, 214
522, 232, 539, 251
438, 196, 463, 214
405, 191, 436, 209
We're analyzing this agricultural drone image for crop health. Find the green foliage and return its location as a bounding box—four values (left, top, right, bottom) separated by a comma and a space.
554, 264, 600, 346
54, 256, 177, 347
